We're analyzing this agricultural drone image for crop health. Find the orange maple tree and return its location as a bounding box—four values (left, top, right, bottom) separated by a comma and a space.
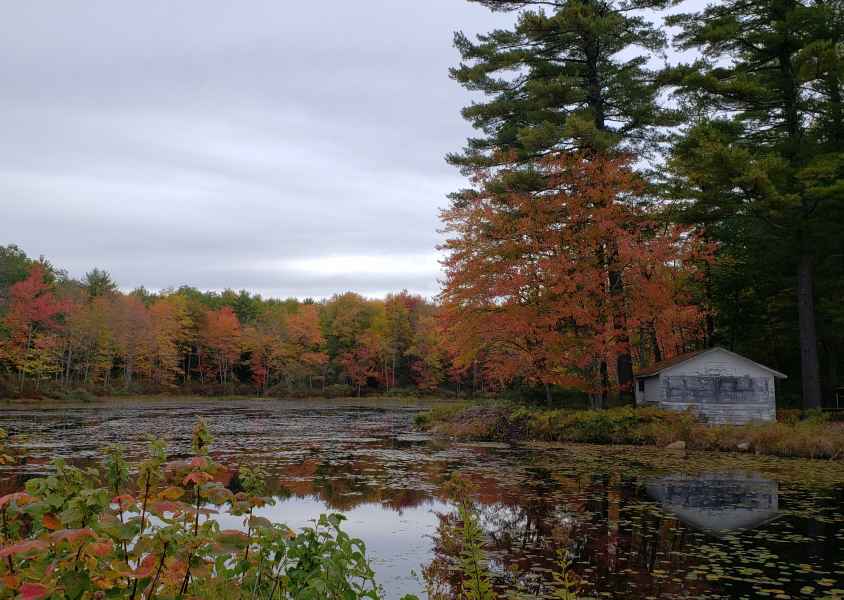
285, 304, 329, 389
440, 153, 709, 406
201, 307, 241, 385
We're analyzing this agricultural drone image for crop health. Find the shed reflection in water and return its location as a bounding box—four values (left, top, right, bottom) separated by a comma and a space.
646, 472, 779, 534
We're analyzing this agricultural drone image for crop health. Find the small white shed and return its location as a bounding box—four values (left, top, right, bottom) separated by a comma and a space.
634, 347, 787, 424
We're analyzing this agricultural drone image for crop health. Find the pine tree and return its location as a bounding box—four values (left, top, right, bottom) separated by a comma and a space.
449, 0, 676, 169
82, 268, 118, 299
667, 0, 844, 409
448, 0, 679, 403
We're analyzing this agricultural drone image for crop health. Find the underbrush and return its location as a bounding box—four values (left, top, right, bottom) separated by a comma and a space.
418, 404, 844, 460
413, 401, 476, 429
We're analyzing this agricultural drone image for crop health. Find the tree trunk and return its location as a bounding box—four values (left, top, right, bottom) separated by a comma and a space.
599, 360, 609, 410
125, 357, 132, 387
609, 266, 634, 406
650, 324, 662, 363
65, 344, 73, 386
797, 252, 822, 409
585, 31, 634, 406
543, 382, 552, 405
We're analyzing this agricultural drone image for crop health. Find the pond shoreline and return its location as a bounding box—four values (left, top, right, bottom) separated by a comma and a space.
416, 403, 844, 460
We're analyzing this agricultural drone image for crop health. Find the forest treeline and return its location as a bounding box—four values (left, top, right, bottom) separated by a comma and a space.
437, 0, 844, 410
0, 245, 470, 398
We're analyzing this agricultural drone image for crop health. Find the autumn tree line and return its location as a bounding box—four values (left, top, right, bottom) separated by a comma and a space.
0, 245, 475, 398
438, 0, 843, 410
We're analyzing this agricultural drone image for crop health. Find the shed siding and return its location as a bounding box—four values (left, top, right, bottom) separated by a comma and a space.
638, 349, 777, 424
660, 375, 775, 424
643, 377, 661, 405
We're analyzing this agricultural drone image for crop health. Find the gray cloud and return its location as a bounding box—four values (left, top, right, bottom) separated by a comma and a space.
0, 0, 509, 298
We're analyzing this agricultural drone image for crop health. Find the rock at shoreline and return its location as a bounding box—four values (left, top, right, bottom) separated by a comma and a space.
666, 440, 686, 450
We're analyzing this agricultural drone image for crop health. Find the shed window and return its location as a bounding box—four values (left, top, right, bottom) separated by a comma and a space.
638, 379, 645, 392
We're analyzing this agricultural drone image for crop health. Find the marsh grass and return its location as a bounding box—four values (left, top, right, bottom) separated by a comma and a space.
420, 405, 844, 459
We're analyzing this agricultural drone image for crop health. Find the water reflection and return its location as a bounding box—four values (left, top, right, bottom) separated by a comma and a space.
0, 399, 841, 600
214, 495, 450, 599
646, 472, 779, 534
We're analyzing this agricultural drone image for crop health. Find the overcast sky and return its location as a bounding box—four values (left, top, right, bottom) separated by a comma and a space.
0, 1, 694, 300
0, 1, 515, 299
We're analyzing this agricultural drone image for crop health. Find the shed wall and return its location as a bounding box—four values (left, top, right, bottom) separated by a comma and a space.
642, 377, 661, 405
641, 350, 777, 424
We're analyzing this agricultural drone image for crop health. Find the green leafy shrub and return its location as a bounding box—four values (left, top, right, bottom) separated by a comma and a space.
0, 420, 388, 599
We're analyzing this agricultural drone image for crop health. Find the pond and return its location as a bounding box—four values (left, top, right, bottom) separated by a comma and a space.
0, 398, 842, 599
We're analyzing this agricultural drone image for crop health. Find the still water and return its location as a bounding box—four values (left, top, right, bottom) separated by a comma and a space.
0, 398, 842, 599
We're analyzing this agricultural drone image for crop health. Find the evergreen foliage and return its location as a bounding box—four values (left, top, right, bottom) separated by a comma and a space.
666, 0, 844, 408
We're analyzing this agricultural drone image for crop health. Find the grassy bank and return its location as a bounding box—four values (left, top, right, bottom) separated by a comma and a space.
415, 403, 844, 460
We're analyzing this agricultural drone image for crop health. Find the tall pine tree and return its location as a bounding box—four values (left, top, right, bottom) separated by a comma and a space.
447, 0, 679, 404
667, 0, 844, 409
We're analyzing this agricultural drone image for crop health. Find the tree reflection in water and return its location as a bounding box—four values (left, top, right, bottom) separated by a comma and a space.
418, 469, 786, 598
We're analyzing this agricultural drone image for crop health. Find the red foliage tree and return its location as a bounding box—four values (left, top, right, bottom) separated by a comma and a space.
1, 265, 66, 388
285, 304, 329, 390
440, 153, 709, 406
339, 331, 384, 396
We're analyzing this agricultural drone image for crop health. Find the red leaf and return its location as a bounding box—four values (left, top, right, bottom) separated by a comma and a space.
0, 493, 35, 510
189, 456, 209, 469
0, 540, 49, 558
149, 500, 185, 517
128, 554, 158, 579
50, 528, 97, 544
41, 514, 61, 530
112, 494, 137, 510
18, 583, 50, 600
182, 471, 213, 486
87, 541, 113, 558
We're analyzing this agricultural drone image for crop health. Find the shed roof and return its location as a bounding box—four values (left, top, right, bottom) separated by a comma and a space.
635, 347, 787, 379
